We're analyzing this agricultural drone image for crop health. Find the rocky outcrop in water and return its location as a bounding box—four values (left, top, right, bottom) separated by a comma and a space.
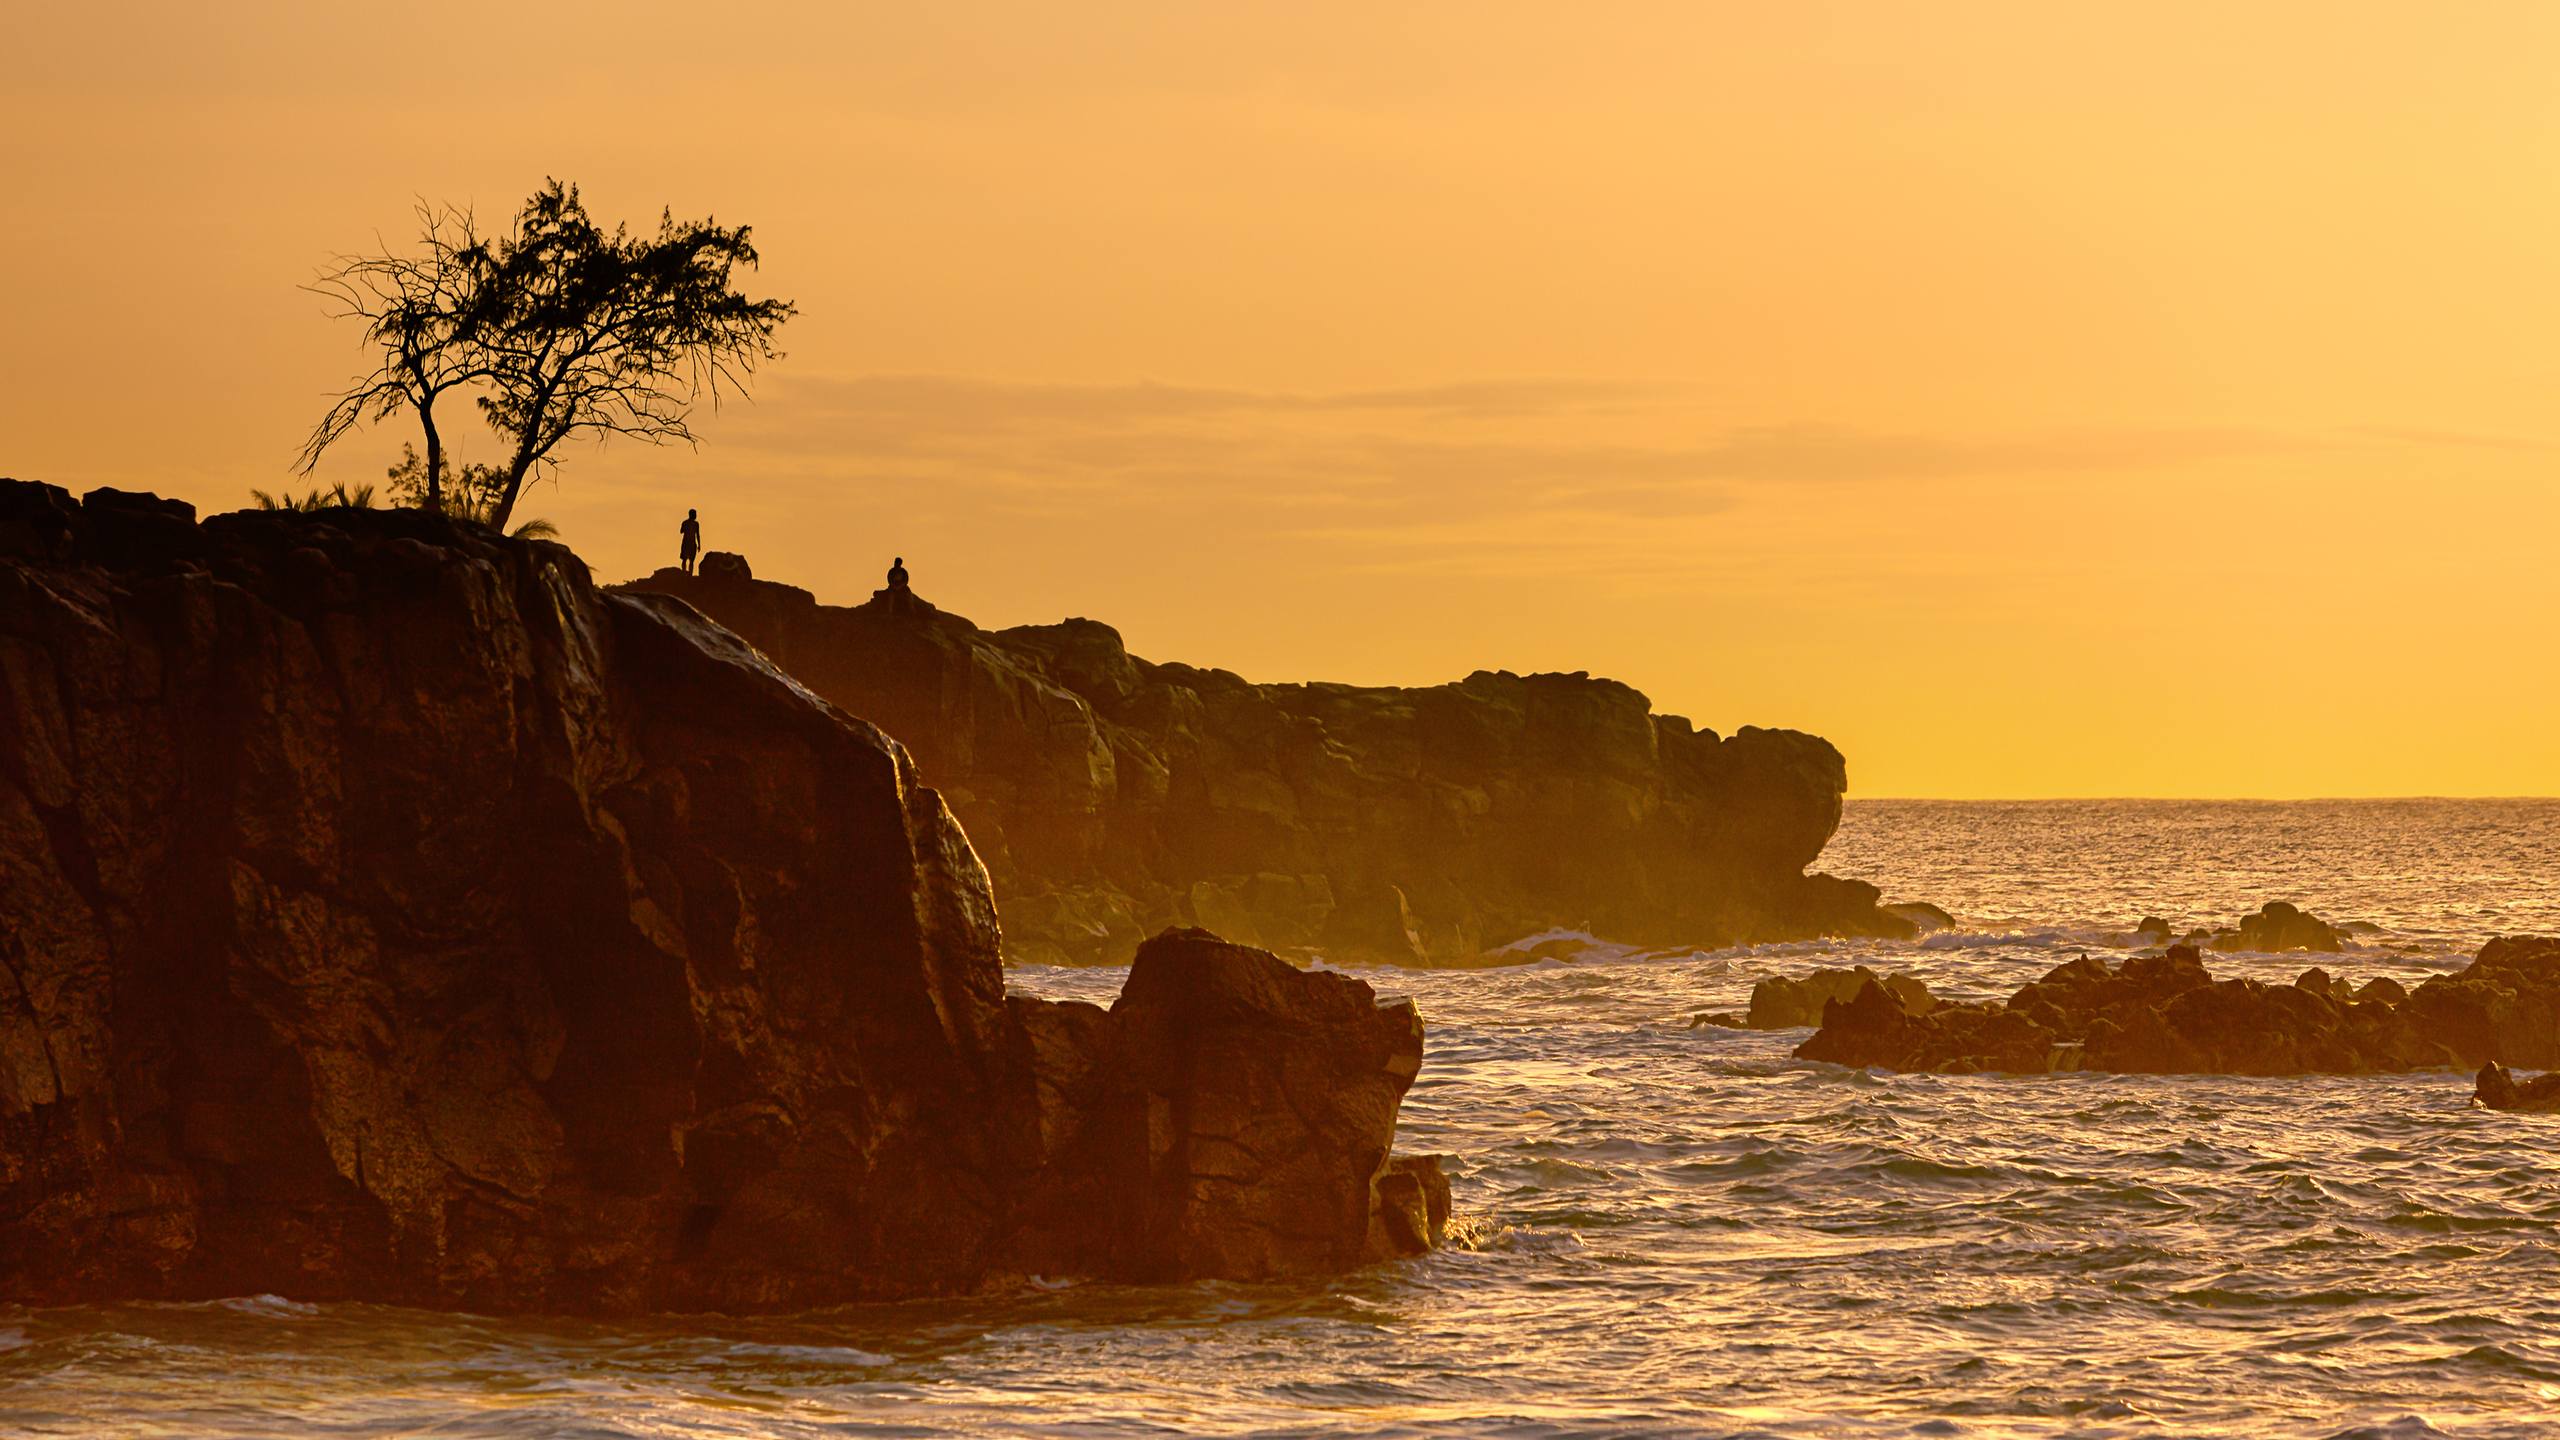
2474, 1062, 2560, 1113
1006, 928, 1444, 1279
619, 560, 1912, 965
1690, 965, 1936, 1031
2208, 901, 2343, 954
1794, 937, 2560, 1076
0, 482, 1442, 1313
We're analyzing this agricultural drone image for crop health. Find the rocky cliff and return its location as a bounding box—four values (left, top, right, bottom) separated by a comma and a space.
621, 557, 1910, 965
0, 482, 1443, 1312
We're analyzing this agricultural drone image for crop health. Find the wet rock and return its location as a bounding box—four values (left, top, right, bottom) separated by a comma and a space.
2402, 936, 2560, 1070
1002, 929, 1431, 1280
2133, 916, 2176, 945
1369, 1154, 1454, 1259
1796, 936, 2560, 1077
1744, 966, 1937, 1029
1793, 979, 2053, 1074
1886, 901, 1957, 932
2475, 1061, 2560, 1113
2209, 901, 2344, 954
618, 563, 1918, 965
0, 482, 1448, 1313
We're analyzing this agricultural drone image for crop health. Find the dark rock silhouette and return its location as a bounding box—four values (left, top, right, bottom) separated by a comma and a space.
1005, 929, 1444, 1279
2475, 1061, 2560, 1113
2209, 901, 2344, 954
1793, 936, 2560, 1076
1693, 965, 1936, 1031
620, 559, 1914, 965
0, 481, 1444, 1313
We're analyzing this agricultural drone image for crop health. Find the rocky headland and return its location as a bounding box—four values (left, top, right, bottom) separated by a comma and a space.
0, 482, 1444, 1312
620, 555, 1913, 966
1792, 936, 2560, 1076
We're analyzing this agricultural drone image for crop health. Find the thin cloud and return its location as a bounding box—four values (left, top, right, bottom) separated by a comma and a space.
697, 373, 2527, 572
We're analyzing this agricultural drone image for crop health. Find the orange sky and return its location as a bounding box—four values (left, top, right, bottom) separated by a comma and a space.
5, 3, 2556, 797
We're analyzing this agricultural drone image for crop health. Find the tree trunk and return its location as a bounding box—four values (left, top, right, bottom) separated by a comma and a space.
419, 403, 446, 513
491, 455, 530, 532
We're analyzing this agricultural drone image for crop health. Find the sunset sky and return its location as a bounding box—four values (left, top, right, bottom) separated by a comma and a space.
6, 2, 2556, 797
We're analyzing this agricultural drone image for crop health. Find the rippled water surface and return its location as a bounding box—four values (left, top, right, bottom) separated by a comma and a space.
9, 799, 2560, 1439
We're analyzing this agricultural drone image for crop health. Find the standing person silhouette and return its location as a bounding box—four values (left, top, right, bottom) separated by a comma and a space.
887, 555, 909, 590
679, 509, 701, 575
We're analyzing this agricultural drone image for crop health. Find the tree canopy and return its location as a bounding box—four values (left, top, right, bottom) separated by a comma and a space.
299, 181, 794, 528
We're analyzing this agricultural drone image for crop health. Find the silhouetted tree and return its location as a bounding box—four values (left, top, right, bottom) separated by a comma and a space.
475, 181, 795, 528
298, 182, 792, 528
297, 202, 498, 511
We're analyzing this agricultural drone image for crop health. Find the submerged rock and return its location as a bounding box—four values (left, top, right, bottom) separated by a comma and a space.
618, 562, 1917, 965
0, 482, 1446, 1313
1794, 937, 2560, 1077
1885, 901, 1957, 933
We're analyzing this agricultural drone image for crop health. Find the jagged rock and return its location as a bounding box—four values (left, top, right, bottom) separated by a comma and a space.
1002, 929, 1435, 1279
0, 482, 1447, 1313
2400, 936, 2560, 1070
618, 564, 1917, 965
1795, 937, 2560, 1077
1743, 966, 1936, 1029
1370, 1154, 1453, 1258
1793, 980, 2052, 1074
2209, 901, 2344, 954
2475, 1061, 2560, 1113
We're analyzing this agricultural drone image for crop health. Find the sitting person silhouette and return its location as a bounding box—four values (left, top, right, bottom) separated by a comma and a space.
678, 509, 701, 576
887, 555, 909, 590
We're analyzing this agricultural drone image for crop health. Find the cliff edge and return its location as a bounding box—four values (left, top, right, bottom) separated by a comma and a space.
622, 556, 1911, 964
0, 482, 1443, 1312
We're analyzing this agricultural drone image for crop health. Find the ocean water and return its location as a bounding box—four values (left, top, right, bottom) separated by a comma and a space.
8, 798, 2560, 1439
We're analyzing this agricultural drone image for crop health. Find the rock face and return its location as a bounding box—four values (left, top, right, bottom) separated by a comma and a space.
1005, 929, 1443, 1280
1794, 937, 2560, 1076
618, 563, 1912, 965
0, 481, 1443, 1312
